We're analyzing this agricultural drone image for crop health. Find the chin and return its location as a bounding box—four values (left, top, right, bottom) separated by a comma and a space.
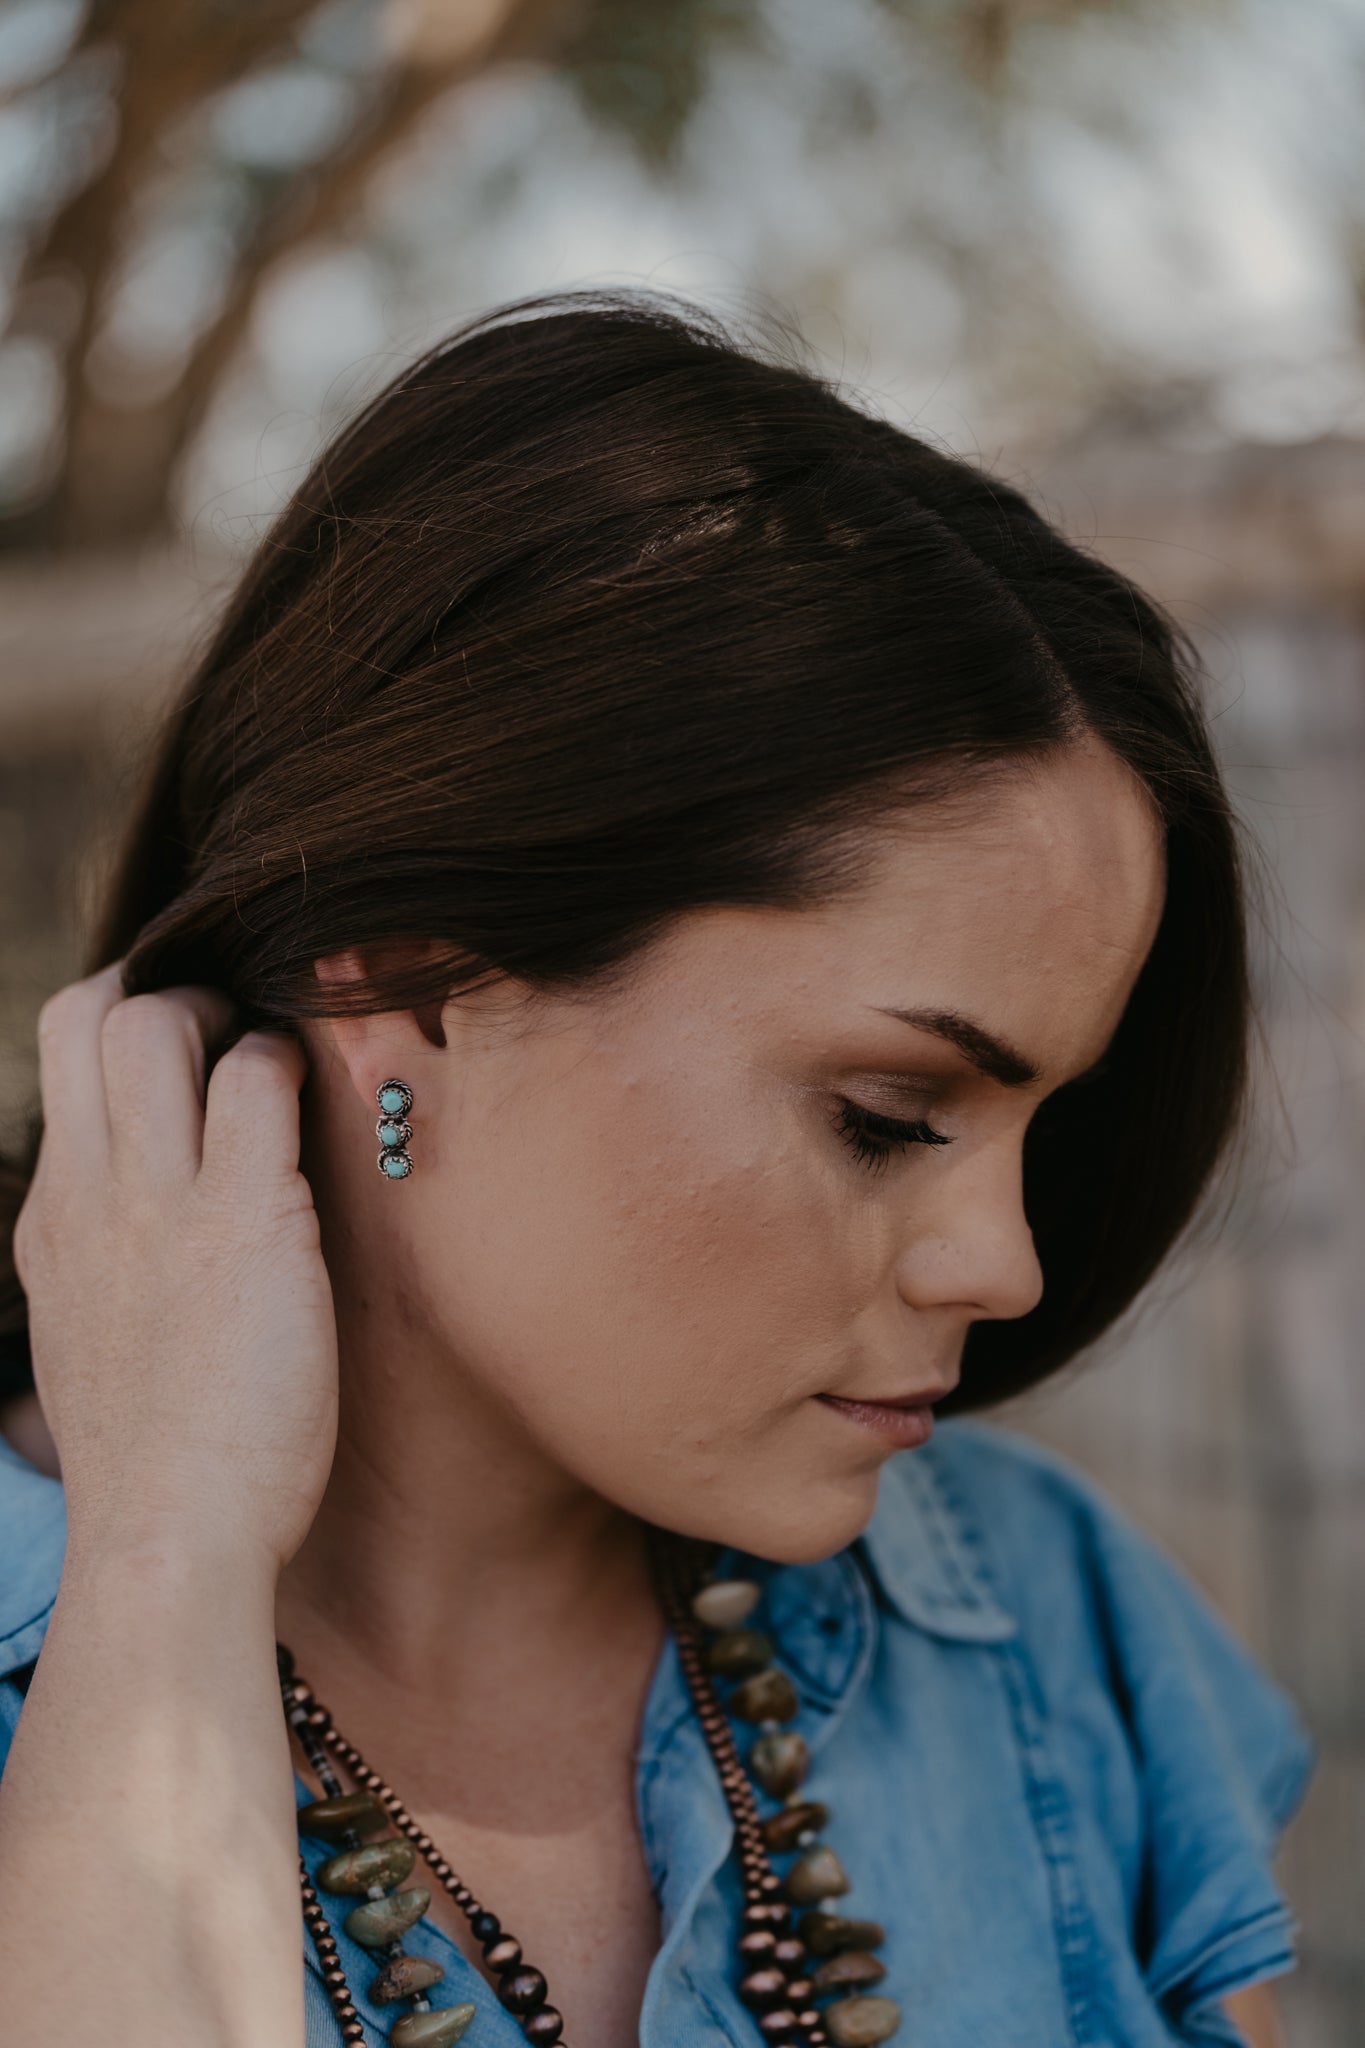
673, 1467, 885, 1568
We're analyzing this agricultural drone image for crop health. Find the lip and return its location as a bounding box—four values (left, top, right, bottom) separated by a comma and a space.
815, 1392, 942, 1448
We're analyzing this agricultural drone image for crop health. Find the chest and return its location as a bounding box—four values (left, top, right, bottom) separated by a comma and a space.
297, 1757, 662, 2048
299, 1591, 1142, 2048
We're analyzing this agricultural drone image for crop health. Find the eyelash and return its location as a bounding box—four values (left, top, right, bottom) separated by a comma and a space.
832, 1098, 953, 1175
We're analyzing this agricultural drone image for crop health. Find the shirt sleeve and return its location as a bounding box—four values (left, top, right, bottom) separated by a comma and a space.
1074, 1479, 1317, 2042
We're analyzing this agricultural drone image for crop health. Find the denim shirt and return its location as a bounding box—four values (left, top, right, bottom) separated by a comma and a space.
0, 1418, 1314, 2048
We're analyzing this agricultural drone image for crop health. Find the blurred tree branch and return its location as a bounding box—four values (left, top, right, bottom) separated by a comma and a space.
0, 0, 1292, 555
66, 0, 587, 546
3, 0, 591, 550
12, 2, 323, 532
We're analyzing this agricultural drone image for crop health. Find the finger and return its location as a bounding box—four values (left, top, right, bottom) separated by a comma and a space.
200, 1030, 309, 1185
100, 986, 241, 1179
34, 963, 127, 1165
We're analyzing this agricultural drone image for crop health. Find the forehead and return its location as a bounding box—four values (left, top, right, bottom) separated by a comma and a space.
631, 741, 1166, 1089
851, 742, 1161, 929
809, 745, 1164, 1068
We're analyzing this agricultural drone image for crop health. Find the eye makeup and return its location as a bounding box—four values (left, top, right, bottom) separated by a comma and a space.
831, 1097, 952, 1174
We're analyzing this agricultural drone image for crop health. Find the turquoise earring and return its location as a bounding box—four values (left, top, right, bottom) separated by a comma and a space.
375, 1080, 414, 1179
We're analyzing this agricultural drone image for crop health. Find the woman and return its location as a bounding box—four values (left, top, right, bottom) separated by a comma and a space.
0, 292, 1312, 2048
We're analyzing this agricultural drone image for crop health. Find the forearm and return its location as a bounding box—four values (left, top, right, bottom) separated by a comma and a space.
1223, 1982, 1285, 2048
0, 1532, 303, 2047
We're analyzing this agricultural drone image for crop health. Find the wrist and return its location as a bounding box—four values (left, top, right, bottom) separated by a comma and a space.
60, 1516, 283, 1610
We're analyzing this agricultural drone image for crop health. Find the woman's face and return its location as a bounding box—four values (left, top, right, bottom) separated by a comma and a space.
321, 736, 1165, 1561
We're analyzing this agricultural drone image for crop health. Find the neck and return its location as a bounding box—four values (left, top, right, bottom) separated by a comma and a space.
274, 1212, 658, 1713
279, 1364, 654, 1688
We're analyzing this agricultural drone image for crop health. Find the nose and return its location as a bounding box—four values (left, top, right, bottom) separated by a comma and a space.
893, 1143, 1045, 1324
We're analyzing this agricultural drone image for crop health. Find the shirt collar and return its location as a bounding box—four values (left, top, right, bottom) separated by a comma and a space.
0, 1420, 1015, 1684
855, 1427, 1018, 1642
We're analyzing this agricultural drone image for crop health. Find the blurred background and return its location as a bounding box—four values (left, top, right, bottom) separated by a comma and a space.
0, 0, 1361, 2038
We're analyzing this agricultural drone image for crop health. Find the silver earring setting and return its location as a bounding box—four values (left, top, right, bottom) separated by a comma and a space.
375, 1080, 414, 1179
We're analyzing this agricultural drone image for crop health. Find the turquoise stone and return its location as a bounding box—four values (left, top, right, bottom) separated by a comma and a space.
381, 1152, 413, 1178
730, 1667, 799, 1724
749, 1728, 809, 1796
812, 1951, 887, 1992
796, 1911, 886, 1956
784, 1843, 850, 1904
706, 1628, 774, 1680
370, 1953, 447, 2002
379, 1120, 404, 1146
379, 1086, 407, 1114
317, 1837, 416, 1894
760, 1800, 829, 1853
296, 1790, 388, 1839
824, 1995, 902, 2045
390, 2007, 477, 2048
344, 1886, 430, 1946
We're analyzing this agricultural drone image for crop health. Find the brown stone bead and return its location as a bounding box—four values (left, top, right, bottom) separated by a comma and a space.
823, 1996, 901, 2046
760, 1801, 830, 1853
773, 1937, 807, 1974
369, 1953, 448, 2003
784, 1845, 851, 1906
706, 1628, 776, 1678
750, 1731, 809, 1797
344, 1886, 431, 1947
483, 1936, 523, 1973
739, 1966, 790, 2010
796, 1912, 886, 1957
730, 1669, 801, 1724
297, 1791, 389, 1840
757, 2012, 801, 2043
812, 1951, 886, 1992
523, 2010, 565, 2045
389, 2007, 478, 2048
318, 1838, 417, 1895
739, 1928, 779, 1963
742, 1900, 793, 1932
497, 1966, 549, 2014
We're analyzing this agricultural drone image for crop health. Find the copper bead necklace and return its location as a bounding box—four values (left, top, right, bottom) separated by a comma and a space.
279, 1529, 901, 2048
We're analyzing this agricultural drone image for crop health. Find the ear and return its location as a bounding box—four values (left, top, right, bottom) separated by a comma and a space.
312, 946, 446, 1111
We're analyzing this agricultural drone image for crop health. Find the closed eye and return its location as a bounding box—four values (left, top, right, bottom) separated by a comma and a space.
832, 1098, 953, 1176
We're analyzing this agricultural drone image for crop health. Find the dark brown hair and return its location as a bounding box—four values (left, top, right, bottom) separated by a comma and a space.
0, 288, 1250, 1413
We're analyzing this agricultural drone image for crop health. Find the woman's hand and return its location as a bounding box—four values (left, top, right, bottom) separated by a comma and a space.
14, 963, 339, 1575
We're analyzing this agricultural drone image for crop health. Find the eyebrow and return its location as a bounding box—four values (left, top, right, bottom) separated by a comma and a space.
869, 1006, 1041, 1088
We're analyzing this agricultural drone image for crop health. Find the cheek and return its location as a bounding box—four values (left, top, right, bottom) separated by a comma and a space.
418, 1070, 865, 1448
